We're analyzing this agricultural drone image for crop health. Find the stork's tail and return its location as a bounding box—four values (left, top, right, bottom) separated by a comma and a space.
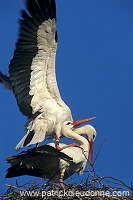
15, 116, 48, 150
15, 131, 34, 150
0, 71, 12, 90
5, 154, 24, 178
15, 129, 46, 150
5, 155, 38, 178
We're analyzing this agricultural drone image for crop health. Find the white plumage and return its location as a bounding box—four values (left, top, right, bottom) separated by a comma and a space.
14, 1, 74, 150
0, 0, 96, 150
6, 122, 97, 187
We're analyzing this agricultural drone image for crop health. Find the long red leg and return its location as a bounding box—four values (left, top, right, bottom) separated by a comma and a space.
59, 170, 65, 188
55, 135, 63, 150
55, 135, 82, 151
61, 143, 83, 150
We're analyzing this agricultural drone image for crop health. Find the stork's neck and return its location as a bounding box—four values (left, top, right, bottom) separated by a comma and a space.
62, 129, 89, 157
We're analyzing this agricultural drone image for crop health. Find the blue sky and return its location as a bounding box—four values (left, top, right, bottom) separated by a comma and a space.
0, 0, 133, 194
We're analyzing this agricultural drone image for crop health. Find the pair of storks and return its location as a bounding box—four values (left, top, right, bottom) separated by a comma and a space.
1, 0, 97, 187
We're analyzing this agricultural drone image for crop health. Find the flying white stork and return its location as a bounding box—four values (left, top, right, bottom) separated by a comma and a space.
1, 0, 96, 150
6, 122, 97, 187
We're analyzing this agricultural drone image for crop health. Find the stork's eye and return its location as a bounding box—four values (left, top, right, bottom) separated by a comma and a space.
93, 135, 95, 139
66, 122, 71, 125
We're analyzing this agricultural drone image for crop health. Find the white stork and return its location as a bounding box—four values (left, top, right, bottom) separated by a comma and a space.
1, 0, 96, 150
6, 122, 97, 187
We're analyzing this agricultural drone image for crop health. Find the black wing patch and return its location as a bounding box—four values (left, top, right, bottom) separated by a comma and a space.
9, 0, 56, 118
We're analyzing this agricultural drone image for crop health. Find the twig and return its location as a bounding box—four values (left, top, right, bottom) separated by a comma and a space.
5, 184, 24, 191
94, 138, 106, 164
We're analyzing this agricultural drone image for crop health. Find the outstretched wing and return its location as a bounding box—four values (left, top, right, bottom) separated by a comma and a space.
9, 0, 62, 118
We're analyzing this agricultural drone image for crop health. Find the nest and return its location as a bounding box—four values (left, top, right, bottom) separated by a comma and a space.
1, 140, 133, 200
1, 166, 133, 200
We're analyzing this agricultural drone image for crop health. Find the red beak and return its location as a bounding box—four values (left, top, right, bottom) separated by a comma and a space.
72, 117, 96, 129
88, 140, 94, 165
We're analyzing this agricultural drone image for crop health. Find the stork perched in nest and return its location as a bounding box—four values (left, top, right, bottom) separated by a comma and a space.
6, 123, 97, 187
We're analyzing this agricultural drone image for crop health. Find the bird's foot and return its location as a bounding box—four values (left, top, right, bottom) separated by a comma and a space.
61, 143, 82, 150
36, 143, 39, 147
59, 178, 64, 188
55, 143, 63, 151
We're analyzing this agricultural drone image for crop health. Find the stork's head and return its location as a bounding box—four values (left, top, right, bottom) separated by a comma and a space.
62, 120, 97, 165
82, 125, 96, 142
80, 124, 96, 165
62, 117, 96, 132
